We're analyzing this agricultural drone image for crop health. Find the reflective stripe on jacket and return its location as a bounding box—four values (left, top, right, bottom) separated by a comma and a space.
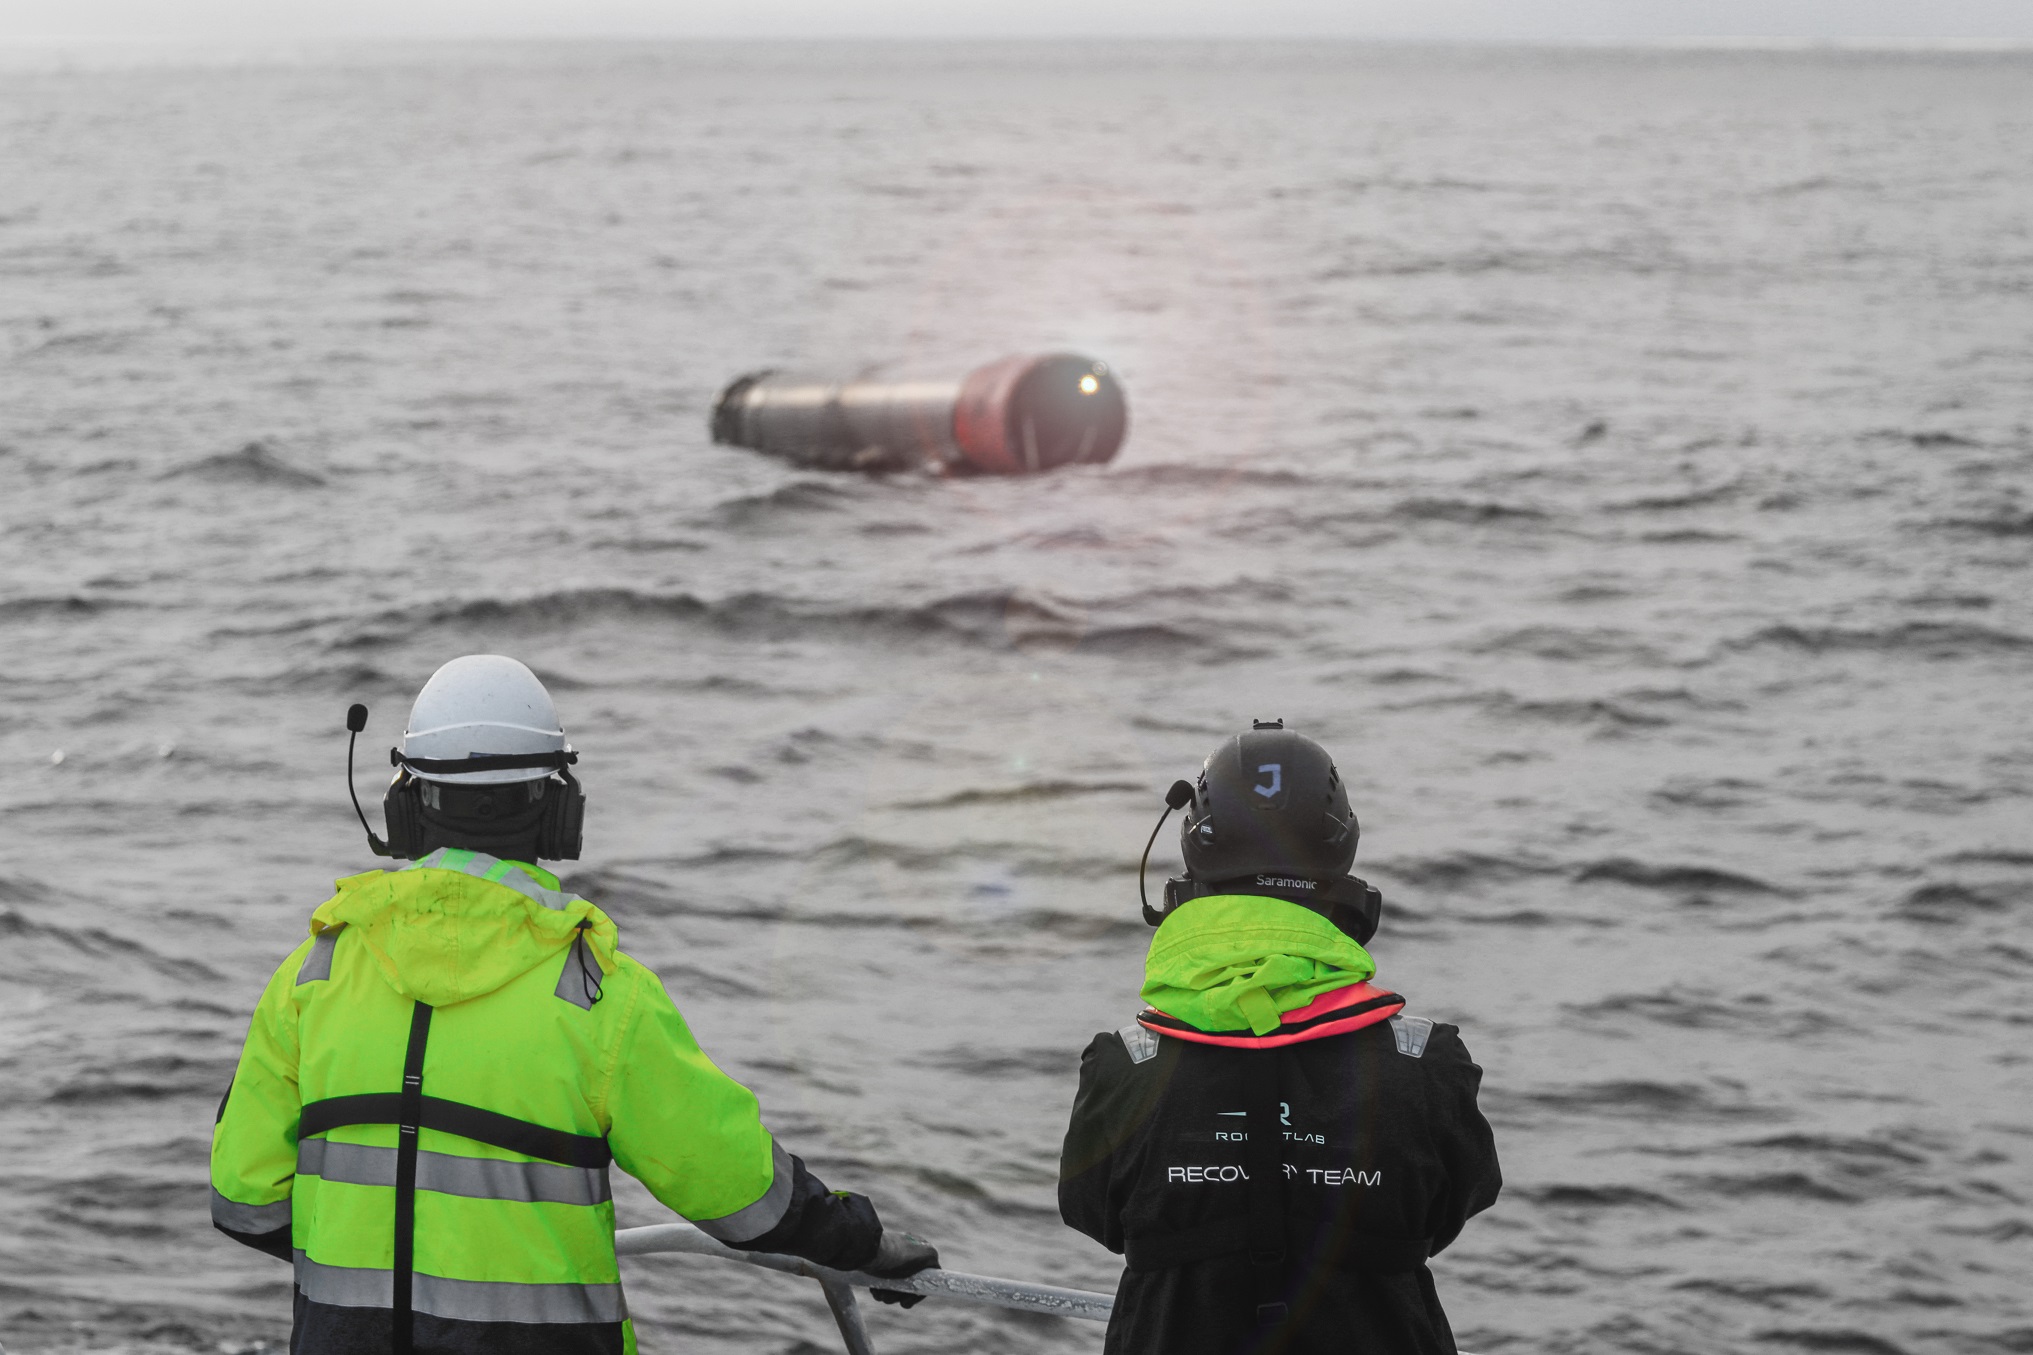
211, 849, 793, 1355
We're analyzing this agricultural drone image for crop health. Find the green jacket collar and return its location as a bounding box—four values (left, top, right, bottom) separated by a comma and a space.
406, 847, 562, 895
1141, 894, 1376, 1037
311, 849, 616, 1007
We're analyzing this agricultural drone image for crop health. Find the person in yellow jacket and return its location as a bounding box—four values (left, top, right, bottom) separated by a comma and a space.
211, 654, 937, 1355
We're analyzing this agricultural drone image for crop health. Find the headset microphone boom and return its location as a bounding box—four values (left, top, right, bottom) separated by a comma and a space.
343, 702, 394, 857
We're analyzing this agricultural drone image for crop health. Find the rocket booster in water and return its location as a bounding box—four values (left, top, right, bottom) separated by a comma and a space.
710, 353, 1127, 475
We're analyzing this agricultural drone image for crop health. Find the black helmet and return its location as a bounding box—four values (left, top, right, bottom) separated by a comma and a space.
1136, 721, 1380, 944
1181, 721, 1357, 883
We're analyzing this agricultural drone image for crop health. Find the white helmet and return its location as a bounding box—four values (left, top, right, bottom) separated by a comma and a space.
400, 655, 572, 785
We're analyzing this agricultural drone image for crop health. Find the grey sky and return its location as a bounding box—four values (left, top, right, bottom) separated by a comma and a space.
5, 0, 2033, 44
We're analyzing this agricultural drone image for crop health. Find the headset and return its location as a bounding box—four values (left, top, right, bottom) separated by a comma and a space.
1136, 777, 1383, 946
346, 704, 585, 860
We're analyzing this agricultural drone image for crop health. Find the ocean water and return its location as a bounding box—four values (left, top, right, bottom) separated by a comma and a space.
1, 39, 2030, 1355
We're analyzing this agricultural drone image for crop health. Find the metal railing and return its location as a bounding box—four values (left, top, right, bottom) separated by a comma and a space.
616, 1223, 1109, 1354
616, 1222, 1482, 1355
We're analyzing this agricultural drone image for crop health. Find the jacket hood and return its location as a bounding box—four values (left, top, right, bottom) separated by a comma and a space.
310, 852, 618, 1008
1141, 894, 1376, 1037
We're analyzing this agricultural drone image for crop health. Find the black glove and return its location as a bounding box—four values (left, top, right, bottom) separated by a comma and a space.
865, 1230, 940, 1310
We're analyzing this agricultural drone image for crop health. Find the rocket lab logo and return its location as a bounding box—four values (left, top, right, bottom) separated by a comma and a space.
1254, 764, 1283, 803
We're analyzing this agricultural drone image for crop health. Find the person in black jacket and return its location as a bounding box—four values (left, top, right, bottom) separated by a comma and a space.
1060, 723, 1500, 1355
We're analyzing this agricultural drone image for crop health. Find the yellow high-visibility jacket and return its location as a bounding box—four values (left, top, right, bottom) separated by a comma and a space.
211, 849, 876, 1355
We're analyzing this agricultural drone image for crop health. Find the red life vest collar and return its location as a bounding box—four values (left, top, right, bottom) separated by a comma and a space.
1137, 980, 1405, 1049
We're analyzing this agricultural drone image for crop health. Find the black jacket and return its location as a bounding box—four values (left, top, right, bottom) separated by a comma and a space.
1059, 1010, 1501, 1355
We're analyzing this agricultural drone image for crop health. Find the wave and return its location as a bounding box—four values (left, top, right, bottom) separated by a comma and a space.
1902, 591, 1997, 612
230, 660, 402, 694
159, 440, 326, 488
920, 1044, 1081, 1078
703, 478, 863, 527
1637, 527, 1743, 543
652, 961, 764, 1000
1575, 858, 1784, 894
1338, 244, 1689, 280
1720, 621, 2033, 658
1650, 776, 1763, 809
1555, 583, 1634, 605
1485, 694, 1674, 729
1105, 577, 1301, 614
1394, 495, 1548, 524
0, 595, 136, 620
808, 835, 1129, 881
1505, 1079, 1773, 1120
1935, 510, 2033, 537
1944, 849, 2033, 866
1753, 1330, 1909, 1355
17, 327, 133, 358
1671, 1277, 1831, 1305
356, 586, 1227, 658
569, 863, 1146, 936
1449, 907, 1583, 928
1471, 625, 1667, 663
1942, 1218, 2033, 1244
1518, 1183, 1682, 1209
1370, 852, 1563, 890
894, 779, 1147, 810
889, 1166, 1062, 1220
592, 533, 710, 554
0, 892, 224, 984
1894, 881, 2019, 924
1605, 478, 1745, 512
1984, 942, 2033, 970
1569, 989, 1839, 1034
1684, 1170, 1858, 1204
407, 587, 712, 630
1739, 1133, 1928, 1166
1105, 462, 1333, 491
49, 1054, 230, 1106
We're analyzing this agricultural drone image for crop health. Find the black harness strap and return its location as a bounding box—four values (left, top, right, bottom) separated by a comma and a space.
301, 1095, 612, 1169
1241, 1049, 1289, 1331
393, 1001, 432, 1355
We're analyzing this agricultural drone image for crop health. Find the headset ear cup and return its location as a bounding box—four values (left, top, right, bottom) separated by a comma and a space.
1354, 884, 1382, 946
545, 770, 585, 861
382, 773, 424, 859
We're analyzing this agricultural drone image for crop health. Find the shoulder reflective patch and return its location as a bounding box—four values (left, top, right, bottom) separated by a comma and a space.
296, 929, 340, 985
554, 938, 602, 1010
1118, 1022, 1160, 1065
1390, 1014, 1434, 1058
